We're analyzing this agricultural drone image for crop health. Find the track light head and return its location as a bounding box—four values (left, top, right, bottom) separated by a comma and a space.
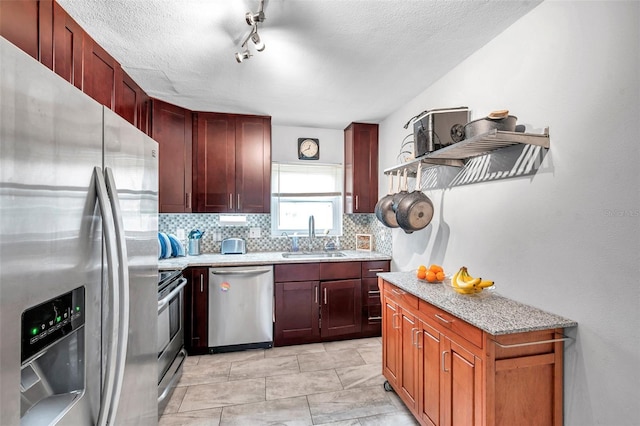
251, 32, 265, 52
235, 50, 251, 63
245, 11, 265, 25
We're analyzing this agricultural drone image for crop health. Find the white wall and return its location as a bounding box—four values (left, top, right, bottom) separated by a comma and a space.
378, 1, 639, 425
272, 124, 344, 164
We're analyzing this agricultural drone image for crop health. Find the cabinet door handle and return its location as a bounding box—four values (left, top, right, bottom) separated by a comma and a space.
323, 287, 327, 305
392, 312, 399, 329
368, 290, 381, 295
355, 195, 359, 211
228, 193, 233, 209
415, 329, 422, 349
435, 314, 451, 325
368, 316, 382, 321
237, 194, 241, 211
411, 327, 417, 346
315, 286, 318, 304
441, 351, 449, 373
185, 193, 192, 209
200, 274, 203, 293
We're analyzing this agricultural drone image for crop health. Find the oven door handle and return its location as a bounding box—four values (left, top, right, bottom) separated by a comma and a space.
158, 277, 187, 312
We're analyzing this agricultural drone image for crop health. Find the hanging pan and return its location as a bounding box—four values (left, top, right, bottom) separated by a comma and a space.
395, 164, 434, 234
391, 169, 409, 214
374, 172, 399, 228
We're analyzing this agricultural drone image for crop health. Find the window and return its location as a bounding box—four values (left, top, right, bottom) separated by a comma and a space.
271, 162, 343, 236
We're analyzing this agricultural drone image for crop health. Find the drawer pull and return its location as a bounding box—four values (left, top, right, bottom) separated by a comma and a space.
391, 288, 404, 296
434, 314, 452, 324
368, 316, 382, 321
368, 290, 381, 295
368, 268, 385, 272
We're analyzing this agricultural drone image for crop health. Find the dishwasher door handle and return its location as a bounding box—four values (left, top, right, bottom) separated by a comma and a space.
210, 268, 272, 275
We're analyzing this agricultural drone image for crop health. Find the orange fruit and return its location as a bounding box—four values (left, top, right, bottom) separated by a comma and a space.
425, 270, 437, 282
436, 271, 445, 281
417, 270, 427, 280
429, 264, 443, 273
418, 265, 427, 272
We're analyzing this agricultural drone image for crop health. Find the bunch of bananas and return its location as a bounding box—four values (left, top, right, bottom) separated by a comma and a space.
451, 266, 494, 294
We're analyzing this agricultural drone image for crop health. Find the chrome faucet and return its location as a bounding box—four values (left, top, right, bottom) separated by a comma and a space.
308, 215, 315, 251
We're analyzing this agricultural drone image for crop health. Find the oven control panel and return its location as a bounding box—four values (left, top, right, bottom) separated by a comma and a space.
21, 287, 85, 363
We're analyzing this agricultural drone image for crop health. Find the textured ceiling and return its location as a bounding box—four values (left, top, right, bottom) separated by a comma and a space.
56, 0, 541, 129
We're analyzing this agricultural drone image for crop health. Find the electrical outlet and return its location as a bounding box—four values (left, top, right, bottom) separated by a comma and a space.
249, 227, 261, 238
176, 228, 185, 240
213, 231, 222, 242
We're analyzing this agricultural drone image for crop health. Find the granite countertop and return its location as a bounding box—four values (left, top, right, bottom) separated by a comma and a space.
158, 250, 391, 271
379, 271, 577, 336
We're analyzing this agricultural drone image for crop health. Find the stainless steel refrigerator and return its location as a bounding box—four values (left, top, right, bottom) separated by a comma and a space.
0, 37, 158, 425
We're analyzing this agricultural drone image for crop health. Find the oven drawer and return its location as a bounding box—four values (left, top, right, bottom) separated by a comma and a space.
157, 276, 186, 382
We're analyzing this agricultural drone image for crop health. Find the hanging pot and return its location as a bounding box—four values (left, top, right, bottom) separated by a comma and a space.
395, 164, 434, 234
391, 169, 409, 214
374, 172, 399, 228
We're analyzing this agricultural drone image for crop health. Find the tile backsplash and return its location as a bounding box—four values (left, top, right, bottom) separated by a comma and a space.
159, 213, 392, 256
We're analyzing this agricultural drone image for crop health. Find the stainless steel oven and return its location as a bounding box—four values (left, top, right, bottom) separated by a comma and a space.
157, 270, 187, 416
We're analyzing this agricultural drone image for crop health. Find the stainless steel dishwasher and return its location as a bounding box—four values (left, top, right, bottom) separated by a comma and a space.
208, 265, 274, 352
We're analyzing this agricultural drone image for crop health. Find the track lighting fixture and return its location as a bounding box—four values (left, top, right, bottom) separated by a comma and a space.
234, 0, 267, 63
250, 32, 265, 52
245, 10, 265, 26
235, 50, 251, 63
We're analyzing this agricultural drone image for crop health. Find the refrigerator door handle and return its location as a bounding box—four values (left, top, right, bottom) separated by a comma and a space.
94, 167, 120, 426
104, 167, 131, 425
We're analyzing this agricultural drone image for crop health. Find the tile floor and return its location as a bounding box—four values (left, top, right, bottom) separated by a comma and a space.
160, 337, 419, 425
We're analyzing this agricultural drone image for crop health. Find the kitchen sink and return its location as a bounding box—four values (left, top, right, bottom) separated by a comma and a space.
281, 251, 346, 259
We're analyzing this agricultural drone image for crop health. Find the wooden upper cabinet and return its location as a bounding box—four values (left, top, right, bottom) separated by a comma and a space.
52, 1, 83, 89
344, 122, 379, 213
0, 0, 53, 67
152, 99, 193, 213
194, 113, 236, 212
194, 113, 271, 213
235, 115, 271, 213
83, 35, 120, 110
119, 70, 150, 134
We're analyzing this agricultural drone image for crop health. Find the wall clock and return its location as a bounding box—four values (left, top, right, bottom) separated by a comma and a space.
298, 138, 319, 160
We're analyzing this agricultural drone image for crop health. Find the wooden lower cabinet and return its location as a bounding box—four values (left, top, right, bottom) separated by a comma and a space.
321, 279, 361, 338
361, 261, 389, 336
274, 280, 320, 345
381, 278, 565, 426
274, 261, 390, 346
418, 320, 481, 426
184, 267, 208, 355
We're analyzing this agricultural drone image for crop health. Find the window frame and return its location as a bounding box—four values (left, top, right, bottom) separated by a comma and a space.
270, 162, 343, 237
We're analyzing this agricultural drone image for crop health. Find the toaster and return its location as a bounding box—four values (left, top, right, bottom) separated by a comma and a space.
221, 238, 246, 255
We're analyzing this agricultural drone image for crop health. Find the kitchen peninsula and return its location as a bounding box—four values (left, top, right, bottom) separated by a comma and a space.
378, 271, 577, 426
